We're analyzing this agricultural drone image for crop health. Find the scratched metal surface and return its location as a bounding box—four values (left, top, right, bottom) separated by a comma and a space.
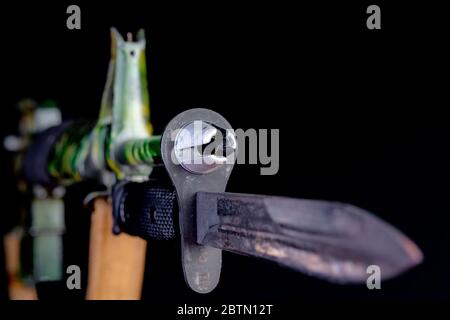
197, 192, 423, 283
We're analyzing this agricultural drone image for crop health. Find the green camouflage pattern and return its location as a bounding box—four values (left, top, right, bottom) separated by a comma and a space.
46, 28, 160, 185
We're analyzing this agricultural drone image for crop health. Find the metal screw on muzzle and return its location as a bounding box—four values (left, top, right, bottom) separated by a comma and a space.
174, 120, 237, 174
161, 108, 237, 293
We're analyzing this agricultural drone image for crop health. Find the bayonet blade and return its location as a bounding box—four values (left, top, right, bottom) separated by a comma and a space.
196, 192, 422, 283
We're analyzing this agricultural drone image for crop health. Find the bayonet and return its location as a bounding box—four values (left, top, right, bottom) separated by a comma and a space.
159, 109, 422, 292
196, 191, 422, 283
5, 28, 423, 297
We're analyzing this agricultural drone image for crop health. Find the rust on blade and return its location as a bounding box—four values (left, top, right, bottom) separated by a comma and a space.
196, 191, 423, 283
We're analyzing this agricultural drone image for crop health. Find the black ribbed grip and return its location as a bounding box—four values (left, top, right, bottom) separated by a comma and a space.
112, 180, 177, 240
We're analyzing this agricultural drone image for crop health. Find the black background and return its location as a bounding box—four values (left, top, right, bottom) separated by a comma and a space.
0, 0, 449, 304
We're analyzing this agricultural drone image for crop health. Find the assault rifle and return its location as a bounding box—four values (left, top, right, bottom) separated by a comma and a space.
4, 28, 422, 296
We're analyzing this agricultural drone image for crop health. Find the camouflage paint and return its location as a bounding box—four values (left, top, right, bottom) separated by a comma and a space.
46, 28, 160, 184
